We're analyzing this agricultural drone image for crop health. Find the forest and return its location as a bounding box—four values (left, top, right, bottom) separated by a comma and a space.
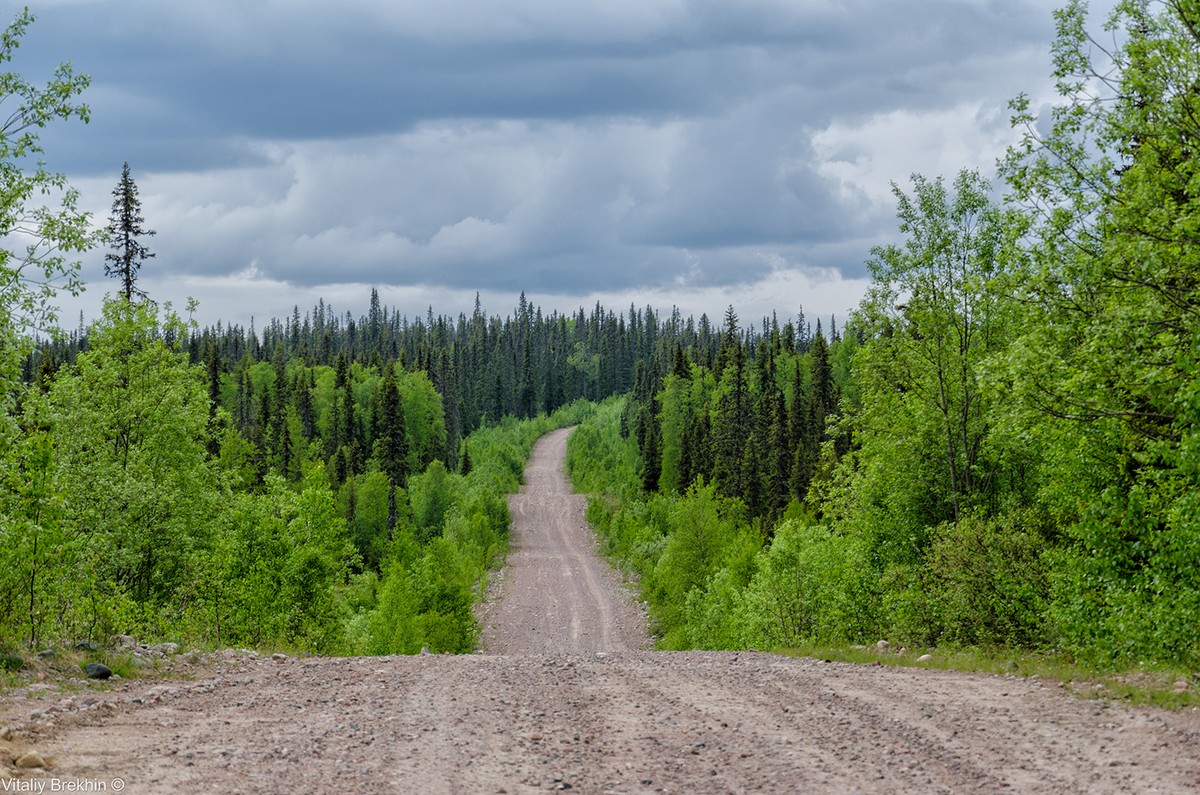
2, 0, 1199, 668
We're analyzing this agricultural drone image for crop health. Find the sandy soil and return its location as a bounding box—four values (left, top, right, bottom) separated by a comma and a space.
2, 427, 1199, 794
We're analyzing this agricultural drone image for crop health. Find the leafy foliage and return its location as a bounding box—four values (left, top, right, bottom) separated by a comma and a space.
997, 0, 1200, 665
50, 301, 217, 610
0, 7, 93, 337
0, 10, 96, 650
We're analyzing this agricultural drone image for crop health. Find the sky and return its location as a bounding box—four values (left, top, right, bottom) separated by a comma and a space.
14, 0, 1113, 330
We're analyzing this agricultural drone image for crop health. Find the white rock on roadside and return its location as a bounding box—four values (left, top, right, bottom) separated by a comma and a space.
15, 751, 46, 769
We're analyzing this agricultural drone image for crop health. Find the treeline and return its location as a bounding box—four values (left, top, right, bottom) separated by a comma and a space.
622, 304, 851, 519
40, 288, 844, 498
42, 290, 834, 484
571, 2, 1200, 669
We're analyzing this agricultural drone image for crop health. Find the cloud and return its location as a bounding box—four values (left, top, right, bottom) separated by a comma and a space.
62, 255, 871, 338
22, 0, 1095, 330
34, 0, 1054, 159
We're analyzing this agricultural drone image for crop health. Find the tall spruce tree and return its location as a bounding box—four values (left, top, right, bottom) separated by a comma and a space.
378, 361, 407, 488
104, 162, 155, 303
377, 361, 407, 533
795, 325, 834, 501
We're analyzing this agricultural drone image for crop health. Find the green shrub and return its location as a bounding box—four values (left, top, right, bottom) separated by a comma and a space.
678, 529, 761, 649
923, 513, 1049, 648
1049, 484, 1200, 667
741, 521, 879, 648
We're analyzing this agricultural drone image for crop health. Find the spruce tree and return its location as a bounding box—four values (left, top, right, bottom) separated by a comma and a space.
799, 326, 835, 497
787, 364, 808, 500
104, 162, 155, 303
378, 361, 407, 533
713, 341, 749, 501
204, 342, 221, 457
378, 362, 407, 488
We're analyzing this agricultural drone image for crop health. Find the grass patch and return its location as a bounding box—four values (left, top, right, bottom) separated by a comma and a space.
777, 642, 1200, 710
0, 643, 197, 694
77, 650, 140, 679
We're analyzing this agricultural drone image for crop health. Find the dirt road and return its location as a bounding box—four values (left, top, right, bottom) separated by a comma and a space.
480, 427, 650, 655
3, 428, 1200, 793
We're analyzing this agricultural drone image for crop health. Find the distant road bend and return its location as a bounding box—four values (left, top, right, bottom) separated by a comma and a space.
3, 426, 1199, 793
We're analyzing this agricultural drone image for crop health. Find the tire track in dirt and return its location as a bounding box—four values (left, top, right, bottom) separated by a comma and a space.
479, 426, 650, 655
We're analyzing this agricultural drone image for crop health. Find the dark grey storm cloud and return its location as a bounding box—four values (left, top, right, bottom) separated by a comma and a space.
38, 1, 1049, 163
13, 0, 1109, 326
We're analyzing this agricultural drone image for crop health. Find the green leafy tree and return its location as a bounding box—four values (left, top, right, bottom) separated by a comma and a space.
207, 467, 356, 652
50, 300, 218, 614
398, 369, 448, 475
0, 391, 70, 649
409, 460, 459, 542
365, 557, 422, 653
1000, 0, 1200, 664
656, 367, 699, 495
651, 480, 740, 638
346, 469, 393, 571
740, 520, 878, 648
0, 15, 93, 635
0, 8, 92, 338
850, 171, 1026, 546
0, 7, 94, 584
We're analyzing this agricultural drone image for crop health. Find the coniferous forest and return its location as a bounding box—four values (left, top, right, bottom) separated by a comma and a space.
3, 1, 1200, 668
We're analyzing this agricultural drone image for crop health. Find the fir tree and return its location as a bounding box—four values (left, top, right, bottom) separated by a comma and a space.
378, 361, 407, 488
104, 162, 155, 303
